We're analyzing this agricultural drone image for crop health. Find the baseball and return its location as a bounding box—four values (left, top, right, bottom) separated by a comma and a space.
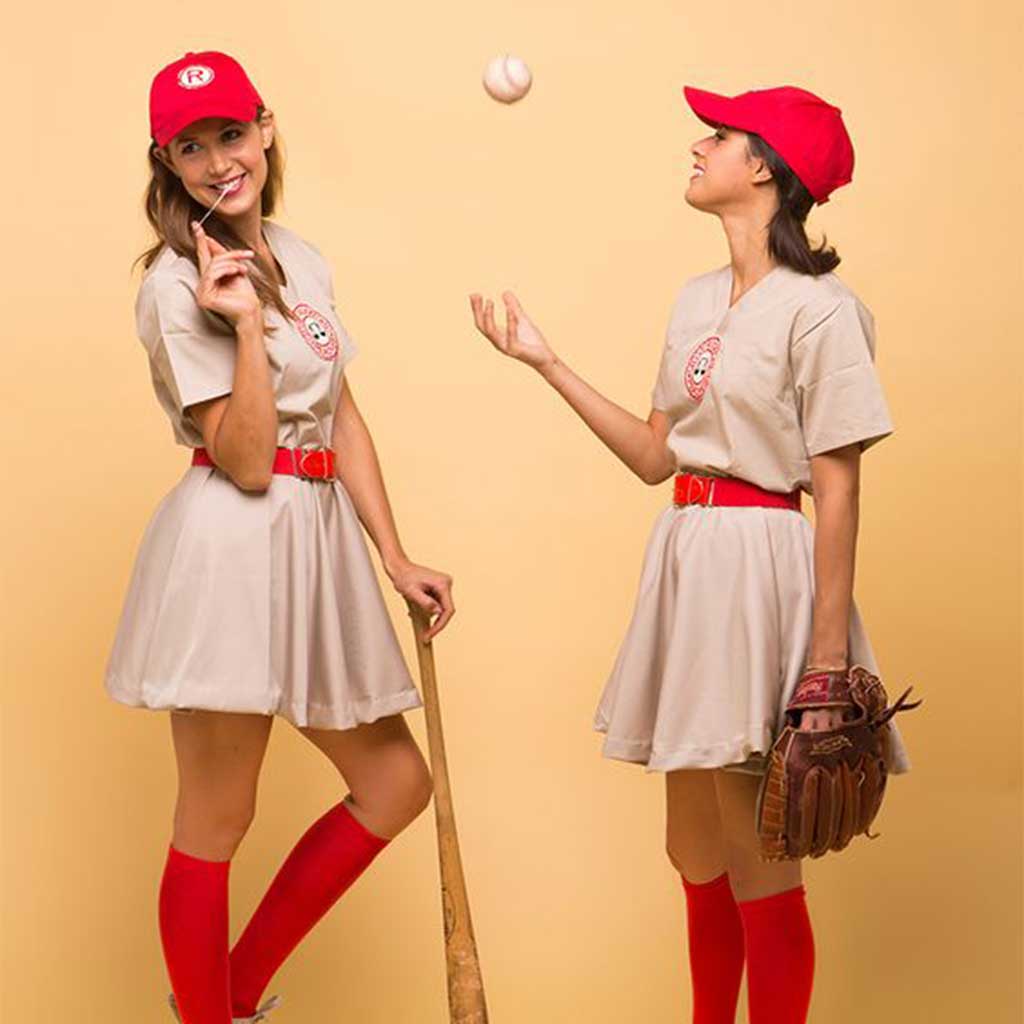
482, 54, 532, 104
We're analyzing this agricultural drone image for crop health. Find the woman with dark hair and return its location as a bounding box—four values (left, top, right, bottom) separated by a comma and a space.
105, 50, 453, 1023
469, 84, 912, 1023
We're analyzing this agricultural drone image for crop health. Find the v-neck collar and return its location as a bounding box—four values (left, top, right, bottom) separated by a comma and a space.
718, 262, 786, 320
261, 220, 291, 293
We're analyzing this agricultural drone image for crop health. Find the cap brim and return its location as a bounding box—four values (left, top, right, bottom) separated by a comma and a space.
154, 99, 260, 147
682, 86, 735, 129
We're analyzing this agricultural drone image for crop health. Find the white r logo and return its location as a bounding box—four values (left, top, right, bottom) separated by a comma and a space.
178, 65, 215, 90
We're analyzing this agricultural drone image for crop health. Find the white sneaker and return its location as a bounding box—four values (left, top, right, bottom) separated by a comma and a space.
167, 991, 283, 1023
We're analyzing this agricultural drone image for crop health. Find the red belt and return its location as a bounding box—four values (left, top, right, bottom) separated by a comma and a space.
674, 470, 801, 511
191, 445, 336, 481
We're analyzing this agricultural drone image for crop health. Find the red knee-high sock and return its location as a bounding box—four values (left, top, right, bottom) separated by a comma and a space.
736, 884, 815, 1024
680, 870, 746, 1024
228, 798, 390, 1017
159, 843, 233, 1024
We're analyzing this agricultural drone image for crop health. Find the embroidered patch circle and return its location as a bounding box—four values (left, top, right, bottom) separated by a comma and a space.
177, 65, 215, 90
292, 302, 338, 361
684, 335, 722, 402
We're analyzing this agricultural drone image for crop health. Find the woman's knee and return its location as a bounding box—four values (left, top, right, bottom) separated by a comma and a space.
723, 850, 803, 901
712, 768, 800, 898
665, 839, 687, 876
171, 800, 256, 860
168, 710, 270, 857
665, 768, 728, 881
389, 745, 434, 827
352, 742, 434, 836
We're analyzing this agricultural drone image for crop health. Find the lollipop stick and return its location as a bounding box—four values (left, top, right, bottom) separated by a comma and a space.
196, 184, 231, 228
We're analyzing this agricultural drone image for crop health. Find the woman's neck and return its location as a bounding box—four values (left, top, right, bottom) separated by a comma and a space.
718, 203, 778, 294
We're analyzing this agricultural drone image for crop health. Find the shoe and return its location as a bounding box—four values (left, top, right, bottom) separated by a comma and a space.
167, 991, 283, 1023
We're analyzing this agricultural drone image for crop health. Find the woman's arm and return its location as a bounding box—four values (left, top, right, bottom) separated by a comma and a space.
806, 443, 862, 670
539, 358, 677, 485
794, 443, 864, 732
184, 222, 277, 490
470, 292, 675, 485
331, 377, 455, 639
187, 309, 278, 490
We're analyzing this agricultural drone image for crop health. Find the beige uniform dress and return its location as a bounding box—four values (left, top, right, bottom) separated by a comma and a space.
104, 219, 424, 728
593, 262, 912, 777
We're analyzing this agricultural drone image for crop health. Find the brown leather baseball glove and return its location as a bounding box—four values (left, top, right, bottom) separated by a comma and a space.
754, 664, 923, 862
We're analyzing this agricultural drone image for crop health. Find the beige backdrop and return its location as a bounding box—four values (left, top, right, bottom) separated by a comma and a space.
2, 1, 1021, 1021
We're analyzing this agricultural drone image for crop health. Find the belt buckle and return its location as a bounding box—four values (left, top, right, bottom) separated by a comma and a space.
686, 473, 715, 506
295, 447, 331, 480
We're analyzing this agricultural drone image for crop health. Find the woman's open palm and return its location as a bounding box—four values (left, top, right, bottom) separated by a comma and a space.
469, 291, 556, 372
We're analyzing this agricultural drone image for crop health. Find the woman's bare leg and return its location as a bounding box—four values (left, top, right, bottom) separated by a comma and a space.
168, 709, 274, 858
713, 769, 801, 900
665, 768, 729, 881
161, 710, 274, 1024
225, 713, 433, 1016
666, 768, 745, 1023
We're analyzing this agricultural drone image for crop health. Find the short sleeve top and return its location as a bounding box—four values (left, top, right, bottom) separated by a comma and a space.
135, 219, 358, 449
650, 263, 895, 495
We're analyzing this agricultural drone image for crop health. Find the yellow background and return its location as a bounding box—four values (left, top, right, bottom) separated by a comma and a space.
3, 1, 1020, 1020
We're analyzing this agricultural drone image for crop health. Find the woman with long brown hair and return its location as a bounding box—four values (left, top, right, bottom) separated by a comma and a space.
105, 49, 452, 1023
469, 84, 913, 1023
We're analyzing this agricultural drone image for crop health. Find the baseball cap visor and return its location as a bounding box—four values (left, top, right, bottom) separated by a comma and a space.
682, 86, 741, 130
154, 99, 260, 148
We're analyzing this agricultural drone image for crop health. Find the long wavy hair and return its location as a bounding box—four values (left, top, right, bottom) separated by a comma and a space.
133, 105, 294, 332
731, 124, 841, 276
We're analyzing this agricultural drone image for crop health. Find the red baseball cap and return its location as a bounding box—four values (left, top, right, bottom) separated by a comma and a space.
149, 50, 264, 148
682, 84, 854, 205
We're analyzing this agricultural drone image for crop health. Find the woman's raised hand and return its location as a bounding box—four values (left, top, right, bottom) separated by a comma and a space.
469, 291, 556, 372
192, 220, 262, 327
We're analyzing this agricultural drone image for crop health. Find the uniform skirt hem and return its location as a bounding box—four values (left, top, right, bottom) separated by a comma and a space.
105, 675, 423, 730
593, 717, 911, 777
594, 716, 774, 775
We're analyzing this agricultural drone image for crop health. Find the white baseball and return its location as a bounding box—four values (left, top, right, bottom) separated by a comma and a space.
482, 54, 532, 104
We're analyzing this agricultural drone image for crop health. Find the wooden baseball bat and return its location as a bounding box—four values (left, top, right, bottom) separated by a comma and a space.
406, 600, 490, 1024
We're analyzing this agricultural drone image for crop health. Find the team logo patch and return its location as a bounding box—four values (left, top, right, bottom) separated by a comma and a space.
177, 65, 216, 90
684, 335, 722, 402
292, 302, 338, 361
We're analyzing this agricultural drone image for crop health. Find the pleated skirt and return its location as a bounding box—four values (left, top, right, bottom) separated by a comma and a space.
104, 465, 423, 728
593, 501, 912, 776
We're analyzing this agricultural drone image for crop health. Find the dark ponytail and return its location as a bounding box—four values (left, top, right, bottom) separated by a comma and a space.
743, 130, 841, 276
